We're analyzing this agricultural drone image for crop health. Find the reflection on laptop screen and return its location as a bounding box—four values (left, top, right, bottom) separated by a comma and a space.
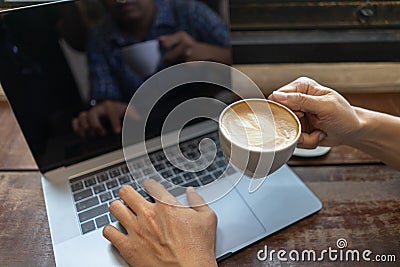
0, 0, 74, 13
0, 0, 232, 172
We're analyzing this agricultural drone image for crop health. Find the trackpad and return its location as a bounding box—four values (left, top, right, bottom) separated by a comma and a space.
235, 165, 322, 233
209, 189, 265, 258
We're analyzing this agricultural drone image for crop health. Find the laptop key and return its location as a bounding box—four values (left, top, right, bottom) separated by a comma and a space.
76, 196, 99, 212
143, 158, 151, 165
97, 173, 108, 183
81, 220, 96, 234
146, 173, 161, 182
153, 163, 165, 171
206, 164, 217, 172
176, 156, 185, 163
130, 171, 141, 180
214, 170, 223, 179
155, 153, 165, 161
171, 176, 183, 185
109, 213, 117, 223
71, 182, 83, 192
78, 204, 109, 223
226, 165, 237, 175
95, 215, 110, 228
99, 192, 112, 203
84, 177, 97, 187
109, 169, 120, 178
182, 180, 200, 187
137, 190, 148, 198
134, 190, 150, 202
195, 170, 206, 176
186, 152, 198, 160
160, 180, 172, 189
128, 182, 138, 190
136, 160, 145, 169
149, 153, 157, 162
216, 160, 226, 168
143, 168, 154, 176
165, 161, 173, 167
73, 188, 93, 202
160, 170, 173, 178
118, 175, 131, 185
172, 168, 183, 175
120, 166, 129, 174
199, 175, 214, 185
188, 143, 196, 150
93, 184, 106, 194
106, 180, 118, 189
130, 161, 140, 169
112, 188, 120, 198
183, 172, 195, 181
168, 186, 186, 197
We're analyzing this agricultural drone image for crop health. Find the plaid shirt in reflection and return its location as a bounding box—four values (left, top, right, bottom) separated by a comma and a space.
87, 0, 229, 103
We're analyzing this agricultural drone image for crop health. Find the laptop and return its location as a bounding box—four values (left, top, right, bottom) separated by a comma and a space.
0, 1, 322, 266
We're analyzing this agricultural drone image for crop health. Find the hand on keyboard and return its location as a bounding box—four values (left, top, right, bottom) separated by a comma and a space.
103, 179, 218, 267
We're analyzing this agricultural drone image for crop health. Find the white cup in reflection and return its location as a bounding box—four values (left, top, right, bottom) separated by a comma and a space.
120, 39, 161, 78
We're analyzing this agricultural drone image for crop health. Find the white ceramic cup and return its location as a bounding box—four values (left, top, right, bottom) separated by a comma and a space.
218, 99, 301, 178
120, 39, 161, 78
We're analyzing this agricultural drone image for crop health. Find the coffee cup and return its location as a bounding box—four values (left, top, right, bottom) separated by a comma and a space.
120, 39, 161, 78
218, 99, 301, 178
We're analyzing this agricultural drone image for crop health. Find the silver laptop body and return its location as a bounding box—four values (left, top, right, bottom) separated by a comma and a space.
41, 120, 321, 266
0, 2, 321, 265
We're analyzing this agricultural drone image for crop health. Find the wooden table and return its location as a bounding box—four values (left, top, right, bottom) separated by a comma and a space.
0, 93, 399, 266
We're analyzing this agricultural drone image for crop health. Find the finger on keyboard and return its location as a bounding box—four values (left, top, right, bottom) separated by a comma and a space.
142, 179, 181, 206
118, 185, 153, 214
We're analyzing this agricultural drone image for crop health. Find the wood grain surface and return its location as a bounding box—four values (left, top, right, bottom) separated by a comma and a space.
0, 166, 398, 266
2, 91, 399, 170
0, 91, 399, 266
0, 101, 37, 171
219, 165, 400, 266
235, 63, 400, 95
0, 172, 55, 266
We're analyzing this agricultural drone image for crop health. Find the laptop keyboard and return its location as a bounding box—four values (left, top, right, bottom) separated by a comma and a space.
69, 131, 237, 235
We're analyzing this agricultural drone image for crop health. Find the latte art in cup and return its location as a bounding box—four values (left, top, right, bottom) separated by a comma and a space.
220, 101, 298, 151
219, 99, 301, 178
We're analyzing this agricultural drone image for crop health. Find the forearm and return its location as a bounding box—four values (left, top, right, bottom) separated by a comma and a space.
351, 107, 400, 170
180, 257, 217, 267
196, 43, 231, 65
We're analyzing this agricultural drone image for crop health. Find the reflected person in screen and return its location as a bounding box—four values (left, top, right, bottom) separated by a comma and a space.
102, 77, 400, 266
72, 0, 230, 138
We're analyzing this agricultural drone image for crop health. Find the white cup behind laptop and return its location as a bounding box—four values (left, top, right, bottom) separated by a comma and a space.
120, 39, 161, 78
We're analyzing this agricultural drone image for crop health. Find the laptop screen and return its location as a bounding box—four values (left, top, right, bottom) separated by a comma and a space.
0, 0, 74, 13
0, 0, 232, 172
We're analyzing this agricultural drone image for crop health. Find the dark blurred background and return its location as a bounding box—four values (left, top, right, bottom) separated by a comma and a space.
230, 0, 400, 63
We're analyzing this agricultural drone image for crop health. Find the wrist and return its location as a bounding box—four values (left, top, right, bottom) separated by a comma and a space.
350, 107, 378, 148
180, 252, 217, 267
179, 259, 217, 267
186, 42, 207, 61
346, 106, 400, 170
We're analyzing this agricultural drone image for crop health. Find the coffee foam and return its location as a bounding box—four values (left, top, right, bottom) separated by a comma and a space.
221, 100, 298, 150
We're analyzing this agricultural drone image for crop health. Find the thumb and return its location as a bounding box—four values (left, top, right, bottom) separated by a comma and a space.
297, 130, 326, 149
186, 187, 209, 212
270, 91, 322, 114
158, 32, 180, 49
126, 106, 141, 121
106, 107, 122, 134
